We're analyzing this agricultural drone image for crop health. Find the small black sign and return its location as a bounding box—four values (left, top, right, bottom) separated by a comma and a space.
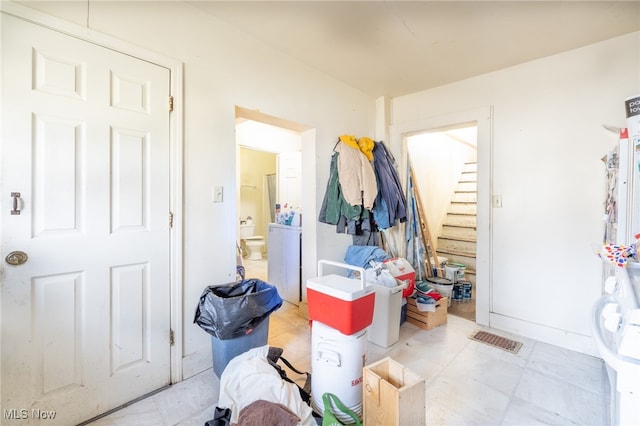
626, 95, 640, 118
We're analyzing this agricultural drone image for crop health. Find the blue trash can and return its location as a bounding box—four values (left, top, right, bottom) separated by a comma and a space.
210, 316, 270, 377
194, 278, 282, 377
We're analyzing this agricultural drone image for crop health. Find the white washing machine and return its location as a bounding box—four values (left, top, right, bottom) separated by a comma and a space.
592, 262, 640, 426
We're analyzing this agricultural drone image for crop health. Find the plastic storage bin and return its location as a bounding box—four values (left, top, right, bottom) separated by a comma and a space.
368, 281, 407, 348
210, 316, 269, 377
307, 260, 375, 335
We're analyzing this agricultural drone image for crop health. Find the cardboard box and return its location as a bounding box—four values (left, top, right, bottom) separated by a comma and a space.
405, 297, 447, 330
363, 357, 426, 426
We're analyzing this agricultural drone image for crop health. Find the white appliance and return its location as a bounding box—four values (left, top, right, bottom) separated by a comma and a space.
267, 223, 302, 305
592, 264, 640, 426
592, 95, 640, 426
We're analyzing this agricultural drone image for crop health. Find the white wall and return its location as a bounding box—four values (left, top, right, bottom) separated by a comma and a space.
11, 1, 375, 378
237, 120, 302, 154
392, 32, 640, 354
408, 131, 478, 248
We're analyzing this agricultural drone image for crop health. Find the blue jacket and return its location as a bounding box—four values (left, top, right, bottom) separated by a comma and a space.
372, 142, 407, 229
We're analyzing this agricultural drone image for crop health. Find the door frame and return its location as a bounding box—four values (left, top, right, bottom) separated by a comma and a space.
390, 106, 493, 326
1, 2, 186, 383
234, 107, 318, 315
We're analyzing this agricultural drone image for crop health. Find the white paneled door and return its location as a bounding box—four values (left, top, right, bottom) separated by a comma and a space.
277, 151, 302, 209
1, 14, 172, 425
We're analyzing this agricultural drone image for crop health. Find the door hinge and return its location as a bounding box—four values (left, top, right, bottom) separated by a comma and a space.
168, 96, 174, 112
169, 211, 174, 228
169, 329, 175, 346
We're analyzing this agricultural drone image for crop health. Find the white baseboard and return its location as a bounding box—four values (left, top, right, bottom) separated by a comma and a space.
489, 313, 600, 358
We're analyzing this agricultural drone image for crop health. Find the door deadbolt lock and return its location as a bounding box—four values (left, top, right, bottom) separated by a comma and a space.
5, 251, 28, 266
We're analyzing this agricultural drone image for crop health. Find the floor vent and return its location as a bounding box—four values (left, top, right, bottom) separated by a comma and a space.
469, 330, 522, 354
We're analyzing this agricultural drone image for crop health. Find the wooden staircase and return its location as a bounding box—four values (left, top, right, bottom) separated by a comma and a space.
436, 162, 477, 286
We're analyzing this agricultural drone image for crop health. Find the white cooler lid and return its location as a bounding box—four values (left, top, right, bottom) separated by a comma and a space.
307, 274, 374, 301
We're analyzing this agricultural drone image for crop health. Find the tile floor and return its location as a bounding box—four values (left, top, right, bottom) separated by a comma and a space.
90, 257, 610, 425
90, 297, 610, 426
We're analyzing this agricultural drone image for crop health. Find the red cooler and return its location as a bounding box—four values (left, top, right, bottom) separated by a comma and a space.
307, 260, 375, 335
383, 257, 416, 298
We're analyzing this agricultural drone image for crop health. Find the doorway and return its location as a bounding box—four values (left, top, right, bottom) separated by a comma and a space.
235, 109, 304, 305
393, 106, 492, 326
407, 125, 478, 321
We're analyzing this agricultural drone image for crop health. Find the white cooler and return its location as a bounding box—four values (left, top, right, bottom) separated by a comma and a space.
311, 320, 367, 422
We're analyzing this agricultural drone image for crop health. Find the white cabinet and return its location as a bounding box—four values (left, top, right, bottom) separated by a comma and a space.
267, 224, 302, 305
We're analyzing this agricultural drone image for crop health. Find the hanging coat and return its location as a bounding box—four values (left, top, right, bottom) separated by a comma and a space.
334, 141, 378, 210
318, 151, 362, 225
372, 141, 407, 229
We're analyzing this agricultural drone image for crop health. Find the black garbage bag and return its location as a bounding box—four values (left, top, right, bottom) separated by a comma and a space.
194, 278, 283, 340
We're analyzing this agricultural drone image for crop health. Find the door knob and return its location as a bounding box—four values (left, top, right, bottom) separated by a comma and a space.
5, 251, 28, 266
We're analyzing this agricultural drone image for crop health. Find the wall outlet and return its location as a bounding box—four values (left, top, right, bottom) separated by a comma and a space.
213, 186, 223, 202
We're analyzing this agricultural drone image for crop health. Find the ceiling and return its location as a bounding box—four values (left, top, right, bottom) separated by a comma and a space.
186, 1, 640, 98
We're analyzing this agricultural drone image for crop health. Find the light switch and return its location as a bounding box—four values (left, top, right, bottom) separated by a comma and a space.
213, 186, 223, 202
492, 195, 502, 208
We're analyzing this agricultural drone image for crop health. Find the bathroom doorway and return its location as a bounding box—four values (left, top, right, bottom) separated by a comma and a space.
235, 108, 303, 286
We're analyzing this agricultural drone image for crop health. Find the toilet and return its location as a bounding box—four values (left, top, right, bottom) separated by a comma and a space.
239, 224, 265, 260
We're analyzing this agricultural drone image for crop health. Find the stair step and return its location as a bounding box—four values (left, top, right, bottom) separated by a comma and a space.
438, 237, 476, 254
456, 181, 477, 192
452, 192, 477, 203
449, 203, 477, 215
437, 248, 476, 258
444, 214, 476, 227
463, 162, 477, 173
442, 225, 477, 239
439, 235, 476, 243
